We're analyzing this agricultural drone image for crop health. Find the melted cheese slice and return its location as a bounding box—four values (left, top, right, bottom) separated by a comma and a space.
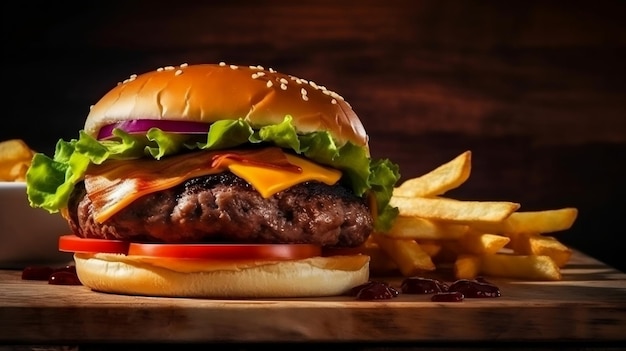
84, 147, 341, 223
228, 153, 341, 198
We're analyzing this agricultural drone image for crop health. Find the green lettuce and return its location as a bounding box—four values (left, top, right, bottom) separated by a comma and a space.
26, 116, 400, 231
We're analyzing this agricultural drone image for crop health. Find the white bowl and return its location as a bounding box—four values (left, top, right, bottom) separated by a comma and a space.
0, 181, 73, 268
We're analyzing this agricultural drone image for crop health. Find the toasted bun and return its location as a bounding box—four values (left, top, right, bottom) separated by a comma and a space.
85, 63, 369, 152
73, 253, 370, 298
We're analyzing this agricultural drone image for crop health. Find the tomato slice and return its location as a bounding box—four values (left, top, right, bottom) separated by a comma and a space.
128, 242, 322, 261
58, 235, 129, 254
58, 235, 322, 261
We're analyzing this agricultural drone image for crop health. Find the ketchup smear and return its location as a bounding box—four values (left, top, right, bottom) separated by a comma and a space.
21, 264, 501, 302
349, 276, 501, 302
21, 264, 82, 285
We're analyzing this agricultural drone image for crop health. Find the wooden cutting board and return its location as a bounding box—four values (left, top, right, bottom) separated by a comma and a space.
1, 250, 625, 345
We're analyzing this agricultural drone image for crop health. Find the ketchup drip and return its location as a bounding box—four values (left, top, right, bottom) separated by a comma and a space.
349, 276, 501, 302
21, 264, 82, 286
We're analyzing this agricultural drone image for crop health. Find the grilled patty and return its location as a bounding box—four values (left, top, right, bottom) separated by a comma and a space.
66, 172, 373, 247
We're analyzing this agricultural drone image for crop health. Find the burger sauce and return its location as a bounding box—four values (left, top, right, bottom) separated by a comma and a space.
21, 264, 82, 285
350, 276, 501, 302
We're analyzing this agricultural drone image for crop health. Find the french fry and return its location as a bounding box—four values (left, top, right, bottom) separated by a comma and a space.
444, 232, 510, 255
0, 139, 34, 162
431, 244, 459, 264
393, 151, 472, 197
8, 161, 30, 181
480, 253, 562, 281
454, 254, 481, 280
356, 149, 578, 282
389, 196, 520, 222
466, 208, 578, 234
0, 139, 36, 181
387, 215, 468, 240
373, 233, 435, 276
507, 233, 572, 268
416, 240, 443, 257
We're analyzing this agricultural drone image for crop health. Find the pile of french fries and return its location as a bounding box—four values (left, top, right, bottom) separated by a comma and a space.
0, 139, 35, 182
366, 151, 578, 281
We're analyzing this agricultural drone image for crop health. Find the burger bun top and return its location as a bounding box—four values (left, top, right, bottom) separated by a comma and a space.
85, 63, 369, 151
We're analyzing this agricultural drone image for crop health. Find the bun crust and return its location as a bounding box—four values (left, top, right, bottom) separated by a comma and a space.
85, 63, 369, 150
73, 253, 370, 298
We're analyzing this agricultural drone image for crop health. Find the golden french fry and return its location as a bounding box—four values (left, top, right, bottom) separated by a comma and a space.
389, 196, 520, 222
387, 215, 468, 240
445, 232, 510, 255
466, 208, 578, 234
0, 164, 14, 181
8, 161, 30, 181
0, 139, 34, 162
369, 148, 578, 282
415, 240, 443, 257
0, 139, 36, 181
507, 233, 572, 268
373, 233, 435, 276
393, 151, 472, 197
480, 253, 561, 281
454, 254, 481, 280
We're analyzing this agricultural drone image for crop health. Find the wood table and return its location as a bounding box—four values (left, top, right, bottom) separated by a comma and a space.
1, 250, 624, 349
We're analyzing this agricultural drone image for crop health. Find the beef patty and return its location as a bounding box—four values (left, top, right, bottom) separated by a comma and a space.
66, 172, 373, 247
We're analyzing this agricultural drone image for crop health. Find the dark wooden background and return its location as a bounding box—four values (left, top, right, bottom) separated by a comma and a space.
3, 0, 625, 272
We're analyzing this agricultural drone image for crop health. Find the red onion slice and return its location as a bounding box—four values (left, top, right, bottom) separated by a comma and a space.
97, 119, 211, 140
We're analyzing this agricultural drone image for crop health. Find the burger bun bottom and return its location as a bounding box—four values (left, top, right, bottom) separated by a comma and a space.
73, 252, 370, 298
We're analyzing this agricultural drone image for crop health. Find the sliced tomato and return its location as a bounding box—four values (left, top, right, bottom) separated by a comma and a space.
58, 235, 322, 261
128, 242, 322, 261
59, 235, 129, 254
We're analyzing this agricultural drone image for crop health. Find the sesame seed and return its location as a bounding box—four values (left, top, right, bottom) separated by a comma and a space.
157, 67, 164, 72
219, 62, 226, 66
331, 99, 337, 104
309, 81, 318, 89
252, 73, 259, 79
330, 91, 344, 100
130, 74, 137, 79
164, 66, 175, 71
301, 88, 307, 95
249, 65, 257, 69
230, 65, 238, 70
302, 95, 309, 101
175, 69, 183, 76
269, 68, 276, 73
89, 105, 94, 110
180, 63, 188, 68
279, 78, 288, 84
266, 80, 273, 88
257, 65, 264, 70
280, 83, 287, 90
257, 72, 265, 77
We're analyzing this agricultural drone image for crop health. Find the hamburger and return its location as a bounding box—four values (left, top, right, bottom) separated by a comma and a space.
25, 62, 400, 298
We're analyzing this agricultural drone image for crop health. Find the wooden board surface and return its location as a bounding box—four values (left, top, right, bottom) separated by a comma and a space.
1, 250, 624, 345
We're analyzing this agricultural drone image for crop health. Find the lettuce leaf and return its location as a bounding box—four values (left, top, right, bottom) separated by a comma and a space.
26, 116, 400, 230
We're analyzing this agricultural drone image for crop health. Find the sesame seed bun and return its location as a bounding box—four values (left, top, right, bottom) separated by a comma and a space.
85, 63, 369, 153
